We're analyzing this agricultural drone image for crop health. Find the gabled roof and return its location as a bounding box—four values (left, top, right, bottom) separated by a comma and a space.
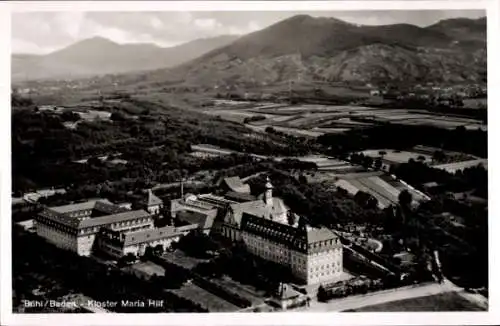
176, 210, 215, 230
122, 225, 180, 246
305, 226, 337, 244
49, 199, 112, 214
222, 176, 251, 194
224, 191, 257, 203
146, 189, 163, 207
229, 197, 288, 226
240, 213, 340, 253
79, 210, 151, 229
277, 284, 302, 300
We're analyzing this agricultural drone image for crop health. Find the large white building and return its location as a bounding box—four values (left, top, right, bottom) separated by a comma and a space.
172, 176, 344, 285
35, 199, 154, 256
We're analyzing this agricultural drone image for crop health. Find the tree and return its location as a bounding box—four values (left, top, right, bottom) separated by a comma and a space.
432, 150, 446, 163
362, 156, 374, 169
298, 174, 308, 184
398, 190, 413, 209
153, 244, 164, 256
373, 158, 382, 170
144, 246, 154, 259
110, 112, 127, 121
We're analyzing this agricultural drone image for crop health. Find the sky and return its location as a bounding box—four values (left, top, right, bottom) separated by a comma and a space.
12, 10, 486, 54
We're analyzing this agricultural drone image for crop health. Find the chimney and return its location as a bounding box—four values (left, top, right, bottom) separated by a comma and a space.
180, 179, 184, 198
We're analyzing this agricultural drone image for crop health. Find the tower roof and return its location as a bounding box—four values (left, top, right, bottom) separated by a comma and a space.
265, 176, 273, 189
146, 189, 163, 207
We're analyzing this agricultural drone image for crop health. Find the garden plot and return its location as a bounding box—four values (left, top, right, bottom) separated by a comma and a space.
361, 149, 431, 164
314, 127, 352, 134
170, 283, 240, 312
433, 159, 487, 173
344, 178, 392, 208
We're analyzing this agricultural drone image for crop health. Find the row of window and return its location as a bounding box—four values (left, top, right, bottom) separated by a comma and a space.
310, 261, 341, 273
67, 209, 92, 218
309, 267, 340, 279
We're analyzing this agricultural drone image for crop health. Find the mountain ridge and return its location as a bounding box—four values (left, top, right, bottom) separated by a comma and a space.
121, 15, 485, 88
11, 34, 240, 81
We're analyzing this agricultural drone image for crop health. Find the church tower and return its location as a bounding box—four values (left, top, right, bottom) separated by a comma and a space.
265, 176, 273, 206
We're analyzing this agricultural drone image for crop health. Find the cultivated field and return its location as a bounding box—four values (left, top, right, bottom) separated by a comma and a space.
433, 159, 487, 173
170, 282, 240, 312
360, 149, 432, 164
202, 101, 486, 138
334, 173, 429, 209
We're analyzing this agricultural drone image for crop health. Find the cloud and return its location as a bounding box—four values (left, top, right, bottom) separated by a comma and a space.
11, 10, 485, 54
194, 18, 221, 30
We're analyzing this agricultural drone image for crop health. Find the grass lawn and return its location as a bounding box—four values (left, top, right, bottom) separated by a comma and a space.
162, 250, 210, 270
347, 292, 485, 312
132, 261, 165, 277
170, 283, 240, 312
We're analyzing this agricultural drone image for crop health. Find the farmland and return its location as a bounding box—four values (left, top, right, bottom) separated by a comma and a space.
202, 101, 486, 138
434, 159, 488, 173
333, 172, 429, 209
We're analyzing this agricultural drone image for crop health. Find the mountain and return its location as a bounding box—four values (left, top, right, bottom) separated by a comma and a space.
11, 35, 240, 81
130, 15, 486, 88
427, 17, 486, 42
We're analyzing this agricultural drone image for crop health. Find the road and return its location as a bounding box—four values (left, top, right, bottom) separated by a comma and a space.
295, 282, 454, 312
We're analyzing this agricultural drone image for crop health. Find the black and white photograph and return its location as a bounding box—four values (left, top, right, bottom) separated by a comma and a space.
1, 1, 498, 325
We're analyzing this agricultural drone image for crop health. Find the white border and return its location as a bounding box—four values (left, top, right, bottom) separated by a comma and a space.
1, 1, 499, 326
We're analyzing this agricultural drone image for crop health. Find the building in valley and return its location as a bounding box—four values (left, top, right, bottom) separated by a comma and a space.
35, 199, 154, 256
215, 177, 344, 285
239, 211, 343, 285
97, 224, 198, 258
144, 189, 163, 215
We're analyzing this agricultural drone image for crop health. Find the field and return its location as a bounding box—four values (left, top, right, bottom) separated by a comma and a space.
131, 261, 166, 277
360, 149, 432, 164
170, 282, 240, 312
348, 292, 485, 312
333, 172, 429, 208
201, 101, 486, 138
434, 159, 488, 173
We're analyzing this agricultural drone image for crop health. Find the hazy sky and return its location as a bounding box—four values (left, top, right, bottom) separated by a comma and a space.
12, 10, 485, 54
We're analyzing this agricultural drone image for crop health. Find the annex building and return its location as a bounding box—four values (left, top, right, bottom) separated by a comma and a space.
35, 199, 154, 256
35, 188, 222, 258
172, 176, 344, 285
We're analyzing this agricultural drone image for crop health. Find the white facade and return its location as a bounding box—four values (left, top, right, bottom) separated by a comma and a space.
241, 231, 343, 285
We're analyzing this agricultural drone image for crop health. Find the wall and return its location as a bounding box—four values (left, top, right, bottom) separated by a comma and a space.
77, 234, 96, 256
36, 222, 78, 253
306, 247, 343, 284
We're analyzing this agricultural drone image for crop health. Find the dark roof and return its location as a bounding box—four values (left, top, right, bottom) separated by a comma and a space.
122, 224, 198, 246
222, 176, 251, 194
176, 210, 215, 230
224, 191, 257, 202
49, 199, 111, 214
39, 201, 152, 230
79, 210, 151, 229
240, 213, 340, 253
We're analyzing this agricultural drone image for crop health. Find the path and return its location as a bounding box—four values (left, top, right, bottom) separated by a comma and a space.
295, 282, 453, 312
441, 278, 488, 310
